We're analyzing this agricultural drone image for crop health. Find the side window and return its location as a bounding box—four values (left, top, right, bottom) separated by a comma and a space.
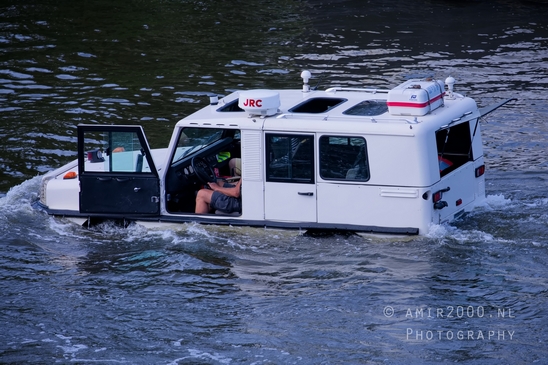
265, 134, 314, 183
319, 136, 370, 181
82, 130, 150, 173
436, 121, 473, 177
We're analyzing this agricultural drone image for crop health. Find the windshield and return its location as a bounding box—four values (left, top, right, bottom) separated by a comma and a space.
171, 128, 223, 164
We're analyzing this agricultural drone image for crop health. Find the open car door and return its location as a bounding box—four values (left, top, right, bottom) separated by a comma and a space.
77, 125, 160, 216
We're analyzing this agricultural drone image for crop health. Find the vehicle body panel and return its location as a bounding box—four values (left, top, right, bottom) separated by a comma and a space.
36, 77, 502, 235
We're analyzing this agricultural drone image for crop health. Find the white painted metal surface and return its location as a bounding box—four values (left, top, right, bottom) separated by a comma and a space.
37, 72, 500, 235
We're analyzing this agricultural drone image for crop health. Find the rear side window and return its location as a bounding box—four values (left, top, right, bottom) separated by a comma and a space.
320, 136, 369, 181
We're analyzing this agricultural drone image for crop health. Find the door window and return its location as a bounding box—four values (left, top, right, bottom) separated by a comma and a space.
265, 134, 314, 183
81, 130, 151, 173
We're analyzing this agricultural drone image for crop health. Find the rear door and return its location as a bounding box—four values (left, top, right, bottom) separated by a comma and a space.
77, 125, 160, 216
264, 133, 316, 222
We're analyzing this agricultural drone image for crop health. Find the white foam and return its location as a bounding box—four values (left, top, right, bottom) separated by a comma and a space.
0, 176, 41, 211
524, 197, 548, 208
47, 216, 83, 237
484, 193, 513, 209
57, 343, 88, 355
167, 349, 232, 365
425, 223, 501, 244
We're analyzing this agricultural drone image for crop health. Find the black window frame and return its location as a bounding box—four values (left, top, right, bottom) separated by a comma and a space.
265, 133, 315, 184
319, 135, 370, 182
78, 125, 158, 177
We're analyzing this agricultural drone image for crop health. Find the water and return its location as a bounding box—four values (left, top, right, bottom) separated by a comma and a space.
1, 0, 547, 363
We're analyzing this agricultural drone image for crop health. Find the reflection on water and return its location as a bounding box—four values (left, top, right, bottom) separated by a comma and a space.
1, 0, 548, 192
1, 172, 548, 363
0, 0, 310, 192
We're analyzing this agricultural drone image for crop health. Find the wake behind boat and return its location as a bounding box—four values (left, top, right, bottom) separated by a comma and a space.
36, 71, 513, 235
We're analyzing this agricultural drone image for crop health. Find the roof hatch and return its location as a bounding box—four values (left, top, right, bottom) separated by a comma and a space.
343, 100, 388, 116
289, 97, 347, 113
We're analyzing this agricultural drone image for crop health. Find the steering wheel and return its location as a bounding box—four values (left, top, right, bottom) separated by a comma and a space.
191, 156, 217, 184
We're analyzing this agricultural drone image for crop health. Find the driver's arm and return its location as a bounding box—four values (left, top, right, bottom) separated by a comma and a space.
208, 179, 241, 198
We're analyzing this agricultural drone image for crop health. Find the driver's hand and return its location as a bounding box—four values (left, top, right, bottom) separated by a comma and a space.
207, 182, 221, 191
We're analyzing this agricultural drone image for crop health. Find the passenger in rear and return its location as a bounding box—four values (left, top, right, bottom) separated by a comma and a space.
228, 157, 241, 176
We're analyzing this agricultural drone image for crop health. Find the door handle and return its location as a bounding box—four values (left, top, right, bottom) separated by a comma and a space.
298, 192, 314, 196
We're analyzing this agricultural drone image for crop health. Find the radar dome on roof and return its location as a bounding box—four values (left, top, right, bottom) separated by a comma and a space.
238, 90, 280, 116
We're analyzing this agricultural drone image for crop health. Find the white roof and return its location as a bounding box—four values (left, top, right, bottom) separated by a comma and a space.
176, 85, 480, 135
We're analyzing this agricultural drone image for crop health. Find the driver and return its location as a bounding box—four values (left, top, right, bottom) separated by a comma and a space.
195, 178, 241, 214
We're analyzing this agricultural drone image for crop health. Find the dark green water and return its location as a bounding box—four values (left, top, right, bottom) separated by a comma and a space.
1, 1, 547, 363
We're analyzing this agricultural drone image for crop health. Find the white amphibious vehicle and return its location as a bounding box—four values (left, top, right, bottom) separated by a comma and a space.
37, 72, 513, 235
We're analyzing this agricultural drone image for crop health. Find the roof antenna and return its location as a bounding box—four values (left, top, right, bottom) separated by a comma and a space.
311, 73, 325, 91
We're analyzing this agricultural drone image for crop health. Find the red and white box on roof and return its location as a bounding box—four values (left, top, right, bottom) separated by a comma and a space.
387, 79, 445, 116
